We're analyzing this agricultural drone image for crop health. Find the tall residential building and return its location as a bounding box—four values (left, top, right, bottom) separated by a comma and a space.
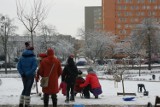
85, 6, 102, 32
102, 0, 160, 41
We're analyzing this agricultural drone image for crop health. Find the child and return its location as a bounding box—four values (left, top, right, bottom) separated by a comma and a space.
35, 53, 47, 82
74, 70, 85, 96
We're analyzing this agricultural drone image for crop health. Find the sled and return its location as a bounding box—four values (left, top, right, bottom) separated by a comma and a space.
31, 79, 42, 96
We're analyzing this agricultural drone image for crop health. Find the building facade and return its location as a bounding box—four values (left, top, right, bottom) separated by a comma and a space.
102, 0, 160, 41
85, 6, 102, 32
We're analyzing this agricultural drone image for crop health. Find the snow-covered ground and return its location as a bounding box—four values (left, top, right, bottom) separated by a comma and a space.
0, 68, 160, 106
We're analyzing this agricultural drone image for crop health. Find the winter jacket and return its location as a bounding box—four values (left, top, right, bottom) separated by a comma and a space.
17, 49, 37, 77
39, 48, 62, 94
80, 73, 101, 89
62, 57, 78, 84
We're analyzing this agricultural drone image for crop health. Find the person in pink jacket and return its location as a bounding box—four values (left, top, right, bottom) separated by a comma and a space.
80, 67, 102, 99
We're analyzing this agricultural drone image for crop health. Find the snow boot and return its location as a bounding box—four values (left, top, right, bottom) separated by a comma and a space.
51, 94, 57, 107
44, 94, 49, 107
70, 95, 75, 102
95, 96, 98, 99
65, 97, 69, 103
19, 95, 24, 107
24, 96, 31, 107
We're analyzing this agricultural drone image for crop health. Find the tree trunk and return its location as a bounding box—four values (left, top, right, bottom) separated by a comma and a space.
148, 32, 151, 70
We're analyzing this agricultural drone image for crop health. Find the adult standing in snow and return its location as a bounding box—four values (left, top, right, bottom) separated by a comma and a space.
38, 48, 62, 107
62, 55, 78, 103
17, 42, 38, 107
80, 67, 102, 99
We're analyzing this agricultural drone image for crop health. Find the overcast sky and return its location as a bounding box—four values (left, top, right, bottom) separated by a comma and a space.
0, 0, 101, 39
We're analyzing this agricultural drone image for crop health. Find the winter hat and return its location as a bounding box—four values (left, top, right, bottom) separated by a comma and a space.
38, 53, 47, 58
87, 67, 95, 73
69, 54, 74, 58
67, 56, 74, 65
25, 42, 30, 47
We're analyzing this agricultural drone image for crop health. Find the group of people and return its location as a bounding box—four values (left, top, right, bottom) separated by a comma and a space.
17, 42, 102, 107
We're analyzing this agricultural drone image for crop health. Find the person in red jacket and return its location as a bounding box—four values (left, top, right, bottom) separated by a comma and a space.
80, 67, 102, 99
38, 48, 62, 107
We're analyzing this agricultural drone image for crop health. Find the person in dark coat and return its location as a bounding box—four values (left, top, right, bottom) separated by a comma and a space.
17, 43, 38, 107
62, 55, 78, 103
38, 48, 62, 107
80, 67, 102, 99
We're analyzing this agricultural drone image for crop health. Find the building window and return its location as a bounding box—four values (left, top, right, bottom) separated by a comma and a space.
154, 6, 158, 9
117, 0, 121, 3
117, 24, 121, 28
131, 6, 139, 10
137, 0, 144, 3
125, 24, 129, 28
148, 0, 156, 3
119, 18, 126, 22
117, 12, 121, 16
119, 30, 126, 34
148, 12, 156, 16
125, 12, 129, 16
142, 5, 146, 9
125, 0, 132, 3
135, 18, 139, 22
136, 12, 141, 16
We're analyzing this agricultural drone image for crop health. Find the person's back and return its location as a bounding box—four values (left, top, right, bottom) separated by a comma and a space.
39, 48, 62, 107
17, 44, 37, 107
18, 50, 37, 77
62, 55, 78, 103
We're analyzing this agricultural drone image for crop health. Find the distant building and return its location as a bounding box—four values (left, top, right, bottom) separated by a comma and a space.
8, 34, 81, 59
85, 6, 102, 32
102, 0, 160, 41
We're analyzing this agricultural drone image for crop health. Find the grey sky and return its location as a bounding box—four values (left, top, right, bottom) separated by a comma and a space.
0, 0, 101, 39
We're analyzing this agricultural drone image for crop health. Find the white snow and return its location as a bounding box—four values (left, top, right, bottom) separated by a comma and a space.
0, 69, 160, 106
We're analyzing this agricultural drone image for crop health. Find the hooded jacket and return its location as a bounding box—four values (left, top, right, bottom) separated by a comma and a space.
39, 48, 62, 94
62, 57, 78, 84
80, 72, 101, 89
17, 49, 37, 77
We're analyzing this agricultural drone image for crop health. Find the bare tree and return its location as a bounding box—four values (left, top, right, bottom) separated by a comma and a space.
0, 15, 17, 74
129, 18, 160, 70
16, 0, 49, 46
38, 23, 57, 51
84, 30, 116, 61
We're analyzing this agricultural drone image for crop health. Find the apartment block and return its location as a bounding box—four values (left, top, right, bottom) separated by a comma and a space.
85, 6, 102, 32
102, 0, 160, 41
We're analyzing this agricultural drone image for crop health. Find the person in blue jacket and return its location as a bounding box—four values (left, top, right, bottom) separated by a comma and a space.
17, 42, 37, 107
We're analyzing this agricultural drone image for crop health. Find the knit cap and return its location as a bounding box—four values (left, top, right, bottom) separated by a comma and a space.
87, 67, 95, 73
